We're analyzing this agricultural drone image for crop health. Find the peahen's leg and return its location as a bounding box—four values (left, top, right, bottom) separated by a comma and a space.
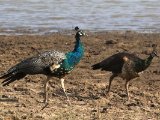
60, 78, 71, 105
125, 80, 130, 100
41, 76, 51, 110
106, 74, 117, 93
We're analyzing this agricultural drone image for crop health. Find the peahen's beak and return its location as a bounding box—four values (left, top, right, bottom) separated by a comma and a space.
152, 44, 159, 58
155, 53, 159, 58
154, 52, 159, 58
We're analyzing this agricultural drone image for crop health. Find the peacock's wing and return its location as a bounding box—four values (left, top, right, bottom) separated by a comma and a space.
5, 50, 66, 75
38, 50, 66, 66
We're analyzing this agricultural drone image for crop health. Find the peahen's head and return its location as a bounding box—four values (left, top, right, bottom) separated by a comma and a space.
150, 44, 159, 58
75, 26, 87, 38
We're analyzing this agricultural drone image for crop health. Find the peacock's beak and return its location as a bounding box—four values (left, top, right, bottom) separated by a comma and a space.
83, 32, 88, 36
79, 31, 88, 37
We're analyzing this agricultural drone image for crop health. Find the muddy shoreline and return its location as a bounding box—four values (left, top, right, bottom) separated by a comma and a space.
0, 31, 160, 120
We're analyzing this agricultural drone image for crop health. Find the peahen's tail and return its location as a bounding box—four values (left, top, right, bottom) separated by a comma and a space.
91, 63, 101, 70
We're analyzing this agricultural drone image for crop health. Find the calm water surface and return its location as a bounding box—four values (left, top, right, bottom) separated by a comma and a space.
0, 0, 160, 34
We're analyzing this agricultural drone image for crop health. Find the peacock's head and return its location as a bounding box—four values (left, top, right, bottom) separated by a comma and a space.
151, 44, 159, 58
75, 26, 87, 38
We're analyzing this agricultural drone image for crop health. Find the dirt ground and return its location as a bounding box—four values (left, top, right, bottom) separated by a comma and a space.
0, 31, 160, 120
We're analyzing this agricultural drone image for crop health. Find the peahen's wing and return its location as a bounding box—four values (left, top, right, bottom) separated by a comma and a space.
121, 57, 139, 80
5, 50, 66, 75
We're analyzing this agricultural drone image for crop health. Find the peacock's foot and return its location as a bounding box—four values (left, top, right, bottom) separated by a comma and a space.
101, 90, 110, 96
41, 102, 49, 110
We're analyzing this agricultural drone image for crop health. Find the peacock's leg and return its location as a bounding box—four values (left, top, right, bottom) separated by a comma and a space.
106, 74, 117, 94
125, 80, 130, 100
60, 78, 71, 105
41, 76, 51, 110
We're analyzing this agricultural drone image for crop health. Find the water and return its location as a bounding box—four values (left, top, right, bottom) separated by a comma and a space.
0, 0, 160, 34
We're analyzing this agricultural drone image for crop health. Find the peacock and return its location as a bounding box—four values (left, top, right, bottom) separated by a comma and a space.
92, 44, 159, 100
0, 26, 87, 108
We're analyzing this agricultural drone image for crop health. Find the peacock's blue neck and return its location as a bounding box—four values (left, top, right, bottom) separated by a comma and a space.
73, 37, 83, 52
64, 37, 84, 69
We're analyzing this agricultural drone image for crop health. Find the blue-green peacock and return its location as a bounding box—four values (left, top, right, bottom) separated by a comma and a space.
0, 26, 87, 108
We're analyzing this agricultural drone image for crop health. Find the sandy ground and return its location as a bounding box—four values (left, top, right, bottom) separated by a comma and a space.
0, 31, 160, 120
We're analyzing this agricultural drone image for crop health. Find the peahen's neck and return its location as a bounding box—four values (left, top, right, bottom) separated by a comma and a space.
65, 36, 84, 67
143, 54, 154, 70
136, 54, 154, 72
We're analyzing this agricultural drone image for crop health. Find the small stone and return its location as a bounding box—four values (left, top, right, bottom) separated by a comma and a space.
100, 107, 108, 113
2, 95, 8, 98
105, 40, 117, 45
21, 115, 27, 119
91, 109, 97, 112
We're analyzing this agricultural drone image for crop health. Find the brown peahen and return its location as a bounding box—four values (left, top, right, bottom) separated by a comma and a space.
92, 44, 159, 100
